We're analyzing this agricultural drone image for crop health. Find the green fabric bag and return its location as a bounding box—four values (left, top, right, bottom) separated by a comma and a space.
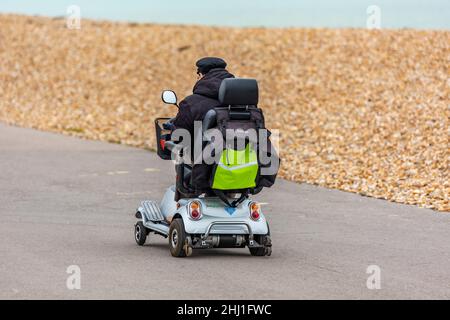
211, 144, 259, 190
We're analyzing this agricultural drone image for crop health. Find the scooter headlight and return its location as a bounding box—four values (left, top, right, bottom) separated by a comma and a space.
249, 202, 260, 221
188, 201, 202, 220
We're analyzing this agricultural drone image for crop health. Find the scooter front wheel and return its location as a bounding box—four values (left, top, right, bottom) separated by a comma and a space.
134, 221, 148, 246
169, 218, 188, 257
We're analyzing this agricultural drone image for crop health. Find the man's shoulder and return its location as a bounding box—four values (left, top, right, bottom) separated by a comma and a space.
182, 93, 217, 103
180, 94, 221, 121
182, 94, 220, 110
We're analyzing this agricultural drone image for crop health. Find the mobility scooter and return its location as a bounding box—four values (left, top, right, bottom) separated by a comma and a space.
134, 78, 274, 257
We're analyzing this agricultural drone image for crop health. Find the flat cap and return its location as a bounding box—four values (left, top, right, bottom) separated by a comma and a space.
196, 57, 227, 74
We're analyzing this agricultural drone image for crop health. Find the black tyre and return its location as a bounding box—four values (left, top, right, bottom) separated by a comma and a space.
134, 221, 148, 246
249, 223, 271, 256
249, 237, 267, 256
169, 218, 187, 257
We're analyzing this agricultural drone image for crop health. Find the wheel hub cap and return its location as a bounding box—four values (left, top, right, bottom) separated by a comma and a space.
135, 225, 141, 240
171, 229, 178, 247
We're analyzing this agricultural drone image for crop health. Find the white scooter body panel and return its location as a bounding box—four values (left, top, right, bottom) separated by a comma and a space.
160, 185, 178, 219
160, 186, 269, 236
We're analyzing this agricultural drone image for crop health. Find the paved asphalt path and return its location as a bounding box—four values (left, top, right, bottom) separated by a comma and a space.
0, 123, 449, 299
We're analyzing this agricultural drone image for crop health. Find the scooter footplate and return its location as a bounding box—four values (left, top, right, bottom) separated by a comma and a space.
140, 200, 165, 222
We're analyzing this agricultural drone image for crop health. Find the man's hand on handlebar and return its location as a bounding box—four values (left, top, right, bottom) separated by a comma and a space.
162, 117, 176, 131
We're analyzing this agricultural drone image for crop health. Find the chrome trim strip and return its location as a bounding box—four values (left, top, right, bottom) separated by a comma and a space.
202, 221, 253, 240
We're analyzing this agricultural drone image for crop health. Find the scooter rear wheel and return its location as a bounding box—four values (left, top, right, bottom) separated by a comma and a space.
249, 224, 271, 256
169, 218, 188, 257
249, 236, 268, 256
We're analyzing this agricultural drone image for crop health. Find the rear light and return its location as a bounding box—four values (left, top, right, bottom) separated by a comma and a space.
251, 211, 260, 220
188, 201, 202, 220
249, 202, 260, 221
191, 209, 200, 219
160, 139, 165, 150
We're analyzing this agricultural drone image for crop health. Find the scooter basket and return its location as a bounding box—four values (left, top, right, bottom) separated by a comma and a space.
155, 118, 172, 160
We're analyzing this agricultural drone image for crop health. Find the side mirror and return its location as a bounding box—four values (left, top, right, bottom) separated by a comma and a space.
161, 90, 178, 106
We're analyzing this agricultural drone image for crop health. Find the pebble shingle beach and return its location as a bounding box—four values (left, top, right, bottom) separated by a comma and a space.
0, 15, 448, 211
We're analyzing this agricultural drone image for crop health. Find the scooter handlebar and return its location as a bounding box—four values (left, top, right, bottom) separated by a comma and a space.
162, 118, 175, 130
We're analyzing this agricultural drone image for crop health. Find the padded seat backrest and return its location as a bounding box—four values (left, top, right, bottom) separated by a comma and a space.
218, 78, 258, 106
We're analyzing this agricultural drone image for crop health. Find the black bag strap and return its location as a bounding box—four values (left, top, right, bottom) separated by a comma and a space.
213, 189, 232, 207
213, 189, 249, 208
232, 190, 249, 207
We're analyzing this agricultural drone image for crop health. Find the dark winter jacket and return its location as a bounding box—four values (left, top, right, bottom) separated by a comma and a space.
172, 68, 234, 192
172, 68, 235, 135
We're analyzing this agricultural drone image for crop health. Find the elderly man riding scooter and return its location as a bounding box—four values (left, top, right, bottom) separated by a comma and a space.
133, 57, 279, 257
170, 57, 236, 196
